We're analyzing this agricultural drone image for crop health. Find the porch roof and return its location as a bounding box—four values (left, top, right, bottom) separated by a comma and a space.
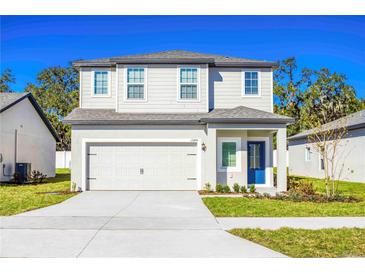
64, 106, 294, 125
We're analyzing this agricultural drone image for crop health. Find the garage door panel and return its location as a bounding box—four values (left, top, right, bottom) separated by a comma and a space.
88, 142, 198, 190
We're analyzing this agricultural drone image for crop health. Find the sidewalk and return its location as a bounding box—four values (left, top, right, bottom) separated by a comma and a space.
217, 217, 365, 230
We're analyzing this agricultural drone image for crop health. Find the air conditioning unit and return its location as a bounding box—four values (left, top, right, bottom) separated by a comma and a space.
15, 163, 31, 183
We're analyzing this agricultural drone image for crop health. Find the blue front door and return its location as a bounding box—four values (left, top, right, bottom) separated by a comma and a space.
247, 141, 265, 184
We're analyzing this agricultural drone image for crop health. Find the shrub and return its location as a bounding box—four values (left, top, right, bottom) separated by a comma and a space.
233, 183, 240, 193
222, 185, 231, 193
71, 182, 77, 192
11, 172, 22, 183
216, 183, 224, 193
240, 185, 247, 193
28, 170, 47, 184
287, 176, 300, 190
249, 184, 256, 193
204, 182, 212, 192
293, 181, 316, 196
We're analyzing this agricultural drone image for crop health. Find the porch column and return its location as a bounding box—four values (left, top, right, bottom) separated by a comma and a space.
206, 127, 217, 189
276, 127, 287, 192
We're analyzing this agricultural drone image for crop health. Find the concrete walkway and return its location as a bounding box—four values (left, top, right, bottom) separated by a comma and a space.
0, 191, 285, 258
218, 217, 365, 230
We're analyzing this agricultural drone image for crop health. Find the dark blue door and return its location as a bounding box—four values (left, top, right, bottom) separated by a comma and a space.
247, 141, 265, 184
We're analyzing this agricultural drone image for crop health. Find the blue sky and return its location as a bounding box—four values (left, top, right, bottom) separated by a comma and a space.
1, 16, 365, 98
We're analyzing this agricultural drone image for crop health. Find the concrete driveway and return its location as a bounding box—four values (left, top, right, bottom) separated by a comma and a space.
0, 191, 284, 257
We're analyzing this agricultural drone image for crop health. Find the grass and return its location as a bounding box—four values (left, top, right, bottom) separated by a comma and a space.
203, 197, 365, 217
229, 227, 365, 258
0, 168, 77, 216
203, 177, 365, 217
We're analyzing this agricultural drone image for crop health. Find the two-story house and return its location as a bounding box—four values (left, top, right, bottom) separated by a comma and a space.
64, 50, 293, 192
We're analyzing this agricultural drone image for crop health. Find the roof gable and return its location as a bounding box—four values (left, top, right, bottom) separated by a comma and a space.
289, 110, 365, 140
0, 92, 60, 142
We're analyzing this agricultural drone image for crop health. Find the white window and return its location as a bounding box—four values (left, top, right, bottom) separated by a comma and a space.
178, 67, 199, 100
126, 67, 146, 100
243, 71, 260, 96
217, 138, 241, 172
305, 147, 311, 161
93, 71, 110, 96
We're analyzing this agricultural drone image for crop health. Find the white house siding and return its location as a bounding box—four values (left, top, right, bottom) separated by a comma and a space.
0, 98, 56, 181
116, 64, 208, 113
210, 67, 273, 112
80, 67, 116, 109
288, 127, 365, 183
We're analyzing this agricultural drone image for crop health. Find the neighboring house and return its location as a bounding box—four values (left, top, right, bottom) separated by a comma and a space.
0, 92, 59, 181
288, 110, 365, 183
64, 50, 293, 191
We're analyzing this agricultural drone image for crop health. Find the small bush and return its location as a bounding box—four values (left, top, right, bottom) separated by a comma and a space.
204, 182, 212, 192
222, 185, 231, 193
28, 170, 47, 184
71, 182, 77, 192
233, 183, 240, 193
11, 172, 22, 183
216, 183, 224, 193
294, 181, 316, 196
240, 185, 247, 193
249, 184, 256, 193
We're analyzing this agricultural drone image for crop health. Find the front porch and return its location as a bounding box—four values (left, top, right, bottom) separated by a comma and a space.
205, 123, 287, 193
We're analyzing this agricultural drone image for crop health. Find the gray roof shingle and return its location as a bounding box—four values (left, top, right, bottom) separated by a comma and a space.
63, 105, 293, 125
289, 110, 365, 140
0, 92, 29, 111
73, 50, 277, 67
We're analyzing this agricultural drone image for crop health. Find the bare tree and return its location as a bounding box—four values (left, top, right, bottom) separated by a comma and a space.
307, 117, 348, 197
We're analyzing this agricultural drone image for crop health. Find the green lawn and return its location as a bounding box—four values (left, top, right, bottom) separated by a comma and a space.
0, 168, 77, 216
229, 227, 365, 258
203, 179, 365, 217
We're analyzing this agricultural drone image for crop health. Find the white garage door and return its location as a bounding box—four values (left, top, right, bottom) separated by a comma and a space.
87, 142, 198, 190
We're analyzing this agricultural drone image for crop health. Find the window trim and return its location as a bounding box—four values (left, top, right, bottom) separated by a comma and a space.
217, 137, 241, 172
177, 66, 201, 102
91, 68, 112, 98
305, 147, 311, 162
242, 70, 261, 97
123, 66, 148, 102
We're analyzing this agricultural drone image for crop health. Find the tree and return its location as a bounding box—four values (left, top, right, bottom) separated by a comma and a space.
0, 68, 15, 93
25, 66, 79, 151
305, 114, 348, 197
274, 58, 313, 136
274, 58, 365, 136
300, 68, 363, 130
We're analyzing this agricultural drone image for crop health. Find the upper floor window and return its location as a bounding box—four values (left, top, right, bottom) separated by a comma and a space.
94, 71, 109, 96
243, 71, 259, 96
126, 67, 145, 100
179, 67, 198, 100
